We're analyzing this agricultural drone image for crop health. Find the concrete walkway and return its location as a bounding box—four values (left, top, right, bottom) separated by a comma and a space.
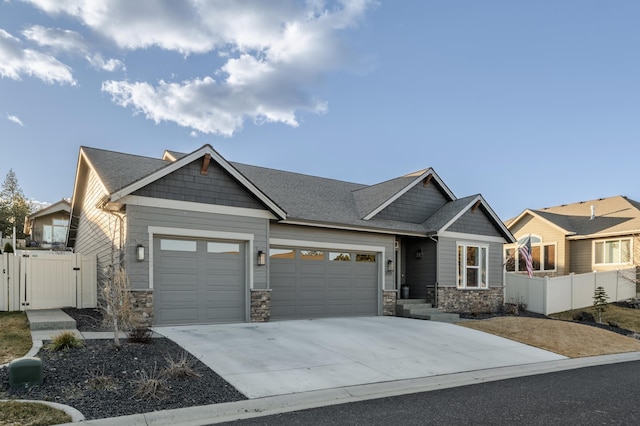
155, 316, 566, 398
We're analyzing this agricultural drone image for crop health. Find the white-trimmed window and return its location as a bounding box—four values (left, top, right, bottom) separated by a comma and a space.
504, 236, 556, 273
457, 243, 488, 289
594, 238, 632, 265
42, 219, 69, 244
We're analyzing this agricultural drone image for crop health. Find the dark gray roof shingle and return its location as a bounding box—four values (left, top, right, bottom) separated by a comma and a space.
79, 146, 507, 237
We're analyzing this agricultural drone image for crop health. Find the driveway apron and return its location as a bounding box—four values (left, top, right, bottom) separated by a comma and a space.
154, 316, 565, 399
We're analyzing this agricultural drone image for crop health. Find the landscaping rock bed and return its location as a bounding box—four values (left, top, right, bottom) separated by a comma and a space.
1, 308, 247, 420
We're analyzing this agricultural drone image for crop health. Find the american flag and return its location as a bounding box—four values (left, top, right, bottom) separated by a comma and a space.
518, 236, 533, 278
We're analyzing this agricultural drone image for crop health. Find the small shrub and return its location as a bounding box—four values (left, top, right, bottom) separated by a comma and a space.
573, 311, 595, 323
88, 369, 117, 391
608, 321, 620, 329
127, 325, 153, 344
163, 352, 201, 379
132, 365, 168, 401
3, 242, 14, 254
47, 331, 83, 351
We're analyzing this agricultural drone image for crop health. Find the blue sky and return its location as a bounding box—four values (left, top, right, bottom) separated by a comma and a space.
1, 1, 639, 220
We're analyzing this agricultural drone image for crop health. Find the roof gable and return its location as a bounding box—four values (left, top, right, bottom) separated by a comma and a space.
108, 145, 286, 219
426, 194, 515, 242
507, 196, 640, 239
355, 169, 456, 221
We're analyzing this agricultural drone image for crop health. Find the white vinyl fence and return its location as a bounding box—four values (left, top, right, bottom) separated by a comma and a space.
505, 268, 637, 315
0, 252, 97, 311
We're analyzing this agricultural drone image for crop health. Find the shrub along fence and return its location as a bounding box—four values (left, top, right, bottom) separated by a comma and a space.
505, 268, 637, 316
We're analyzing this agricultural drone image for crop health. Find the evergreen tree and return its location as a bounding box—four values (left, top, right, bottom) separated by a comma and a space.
593, 286, 609, 323
0, 169, 32, 239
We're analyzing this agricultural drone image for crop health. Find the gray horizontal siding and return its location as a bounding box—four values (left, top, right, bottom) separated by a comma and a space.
75, 169, 122, 286
126, 203, 269, 290
133, 159, 264, 210
375, 183, 448, 223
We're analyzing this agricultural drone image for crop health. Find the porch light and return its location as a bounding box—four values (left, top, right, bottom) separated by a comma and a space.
415, 249, 422, 259
386, 259, 394, 272
136, 245, 145, 261
257, 250, 266, 266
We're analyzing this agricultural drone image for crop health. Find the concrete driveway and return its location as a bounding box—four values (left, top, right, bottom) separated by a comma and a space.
155, 316, 565, 399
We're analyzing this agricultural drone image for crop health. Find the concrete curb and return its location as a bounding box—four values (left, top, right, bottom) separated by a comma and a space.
59, 351, 640, 426
1, 399, 85, 422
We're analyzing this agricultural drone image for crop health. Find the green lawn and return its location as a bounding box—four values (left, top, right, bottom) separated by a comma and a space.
550, 304, 640, 333
0, 311, 32, 364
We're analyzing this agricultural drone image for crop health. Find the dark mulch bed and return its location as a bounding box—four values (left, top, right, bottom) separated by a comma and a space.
1, 310, 247, 420
62, 307, 110, 332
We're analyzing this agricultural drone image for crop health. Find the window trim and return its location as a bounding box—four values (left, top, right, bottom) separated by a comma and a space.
592, 237, 633, 266
457, 242, 489, 290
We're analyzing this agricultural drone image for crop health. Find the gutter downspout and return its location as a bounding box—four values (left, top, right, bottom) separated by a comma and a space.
429, 234, 438, 307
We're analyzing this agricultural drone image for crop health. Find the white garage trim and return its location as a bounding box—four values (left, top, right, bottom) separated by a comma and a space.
148, 226, 255, 291
269, 238, 385, 316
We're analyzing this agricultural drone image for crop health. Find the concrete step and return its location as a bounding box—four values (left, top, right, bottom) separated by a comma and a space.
395, 302, 461, 323
26, 309, 76, 331
396, 299, 428, 305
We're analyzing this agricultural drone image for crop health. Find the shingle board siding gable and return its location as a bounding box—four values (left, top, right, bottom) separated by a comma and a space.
375, 183, 449, 223
74, 168, 123, 285
132, 160, 264, 210
447, 207, 502, 237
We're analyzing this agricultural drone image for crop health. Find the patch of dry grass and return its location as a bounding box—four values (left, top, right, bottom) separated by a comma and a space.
460, 316, 640, 358
0, 311, 32, 364
551, 304, 640, 332
0, 400, 71, 426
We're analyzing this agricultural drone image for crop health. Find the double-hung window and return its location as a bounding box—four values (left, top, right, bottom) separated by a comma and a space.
457, 243, 488, 289
594, 238, 631, 265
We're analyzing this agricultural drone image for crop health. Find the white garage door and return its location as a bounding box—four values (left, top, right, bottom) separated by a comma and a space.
269, 248, 378, 320
153, 237, 245, 325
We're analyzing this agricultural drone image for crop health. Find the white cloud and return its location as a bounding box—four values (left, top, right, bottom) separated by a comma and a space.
25, 0, 374, 135
0, 28, 76, 84
7, 114, 24, 126
23, 25, 125, 72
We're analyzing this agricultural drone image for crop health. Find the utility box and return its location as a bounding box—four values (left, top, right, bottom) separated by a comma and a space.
8, 357, 43, 388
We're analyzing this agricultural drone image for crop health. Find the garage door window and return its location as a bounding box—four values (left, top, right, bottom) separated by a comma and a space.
207, 242, 240, 254
301, 250, 325, 260
270, 248, 295, 259
356, 254, 376, 262
160, 239, 197, 252
330, 252, 351, 261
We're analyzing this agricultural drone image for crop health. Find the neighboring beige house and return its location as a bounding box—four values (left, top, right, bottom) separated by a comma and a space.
504, 195, 640, 278
23, 199, 71, 248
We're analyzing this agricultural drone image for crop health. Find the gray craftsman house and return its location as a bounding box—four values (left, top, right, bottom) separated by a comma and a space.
68, 144, 514, 325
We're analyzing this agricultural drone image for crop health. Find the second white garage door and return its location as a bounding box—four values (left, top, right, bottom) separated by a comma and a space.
153, 237, 246, 325
269, 247, 379, 320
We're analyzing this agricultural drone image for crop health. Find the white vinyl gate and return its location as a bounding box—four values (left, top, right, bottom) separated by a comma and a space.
1, 252, 97, 311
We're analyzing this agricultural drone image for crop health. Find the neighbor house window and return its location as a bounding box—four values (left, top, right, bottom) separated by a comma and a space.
594, 238, 631, 265
330, 252, 351, 261
457, 243, 488, 289
300, 250, 325, 260
42, 219, 69, 244
504, 236, 556, 272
